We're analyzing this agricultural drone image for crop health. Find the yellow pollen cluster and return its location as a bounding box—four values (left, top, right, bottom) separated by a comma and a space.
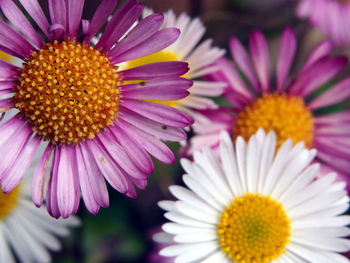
233, 93, 314, 149
217, 193, 291, 263
125, 50, 179, 107
0, 184, 20, 221
14, 40, 120, 145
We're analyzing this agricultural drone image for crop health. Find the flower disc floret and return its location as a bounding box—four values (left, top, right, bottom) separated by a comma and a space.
217, 193, 291, 263
14, 40, 120, 145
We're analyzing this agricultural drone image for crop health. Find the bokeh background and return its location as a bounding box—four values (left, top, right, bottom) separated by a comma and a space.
11, 0, 346, 262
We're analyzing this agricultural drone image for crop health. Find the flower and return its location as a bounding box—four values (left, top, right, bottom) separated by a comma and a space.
121, 8, 226, 124
295, 0, 350, 46
0, 0, 194, 218
0, 175, 79, 263
188, 27, 350, 176
158, 129, 350, 262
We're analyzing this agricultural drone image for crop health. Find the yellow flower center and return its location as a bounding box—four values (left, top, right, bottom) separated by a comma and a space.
0, 184, 21, 220
14, 40, 120, 145
217, 193, 291, 263
233, 93, 314, 149
125, 50, 179, 107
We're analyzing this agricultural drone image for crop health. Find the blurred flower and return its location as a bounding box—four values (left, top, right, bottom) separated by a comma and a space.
295, 0, 350, 46
0, 176, 79, 263
158, 129, 350, 262
188, 27, 350, 177
122, 8, 226, 124
0, 0, 193, 218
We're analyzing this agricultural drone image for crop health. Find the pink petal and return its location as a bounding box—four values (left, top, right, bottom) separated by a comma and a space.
317, 151, 350, 175
277, 27, 297, 92
48, 0, 67, 37
300, 40, 332, 73
46, 149, 60, 218
67, 0, 84, 39
249, 30, 270, 92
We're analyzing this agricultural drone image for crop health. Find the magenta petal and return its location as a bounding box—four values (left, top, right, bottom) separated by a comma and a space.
0, 98, 13, 113
18, 0, 50, 37
97, 132, 148, 182
67, 0, 84, 39
86, 139, 130, 196
1, 0, 42, 48
96, 0, 143, 52
1, 136, 41, 193
301, 40, 332, 73
32, 144, 53, 207
121, 78, 191, 100
48, 0, 67, 36
118, 108, 187, 141
109, 13, 164, 58
277, 27, 296, 92
120, 62, 189, 80
110, 28, 180, 64
109, 124, 154, 174
229, 37, 259, 90
0, 20, 34, 59
75, 145, 100, 214
317, 150, 350, 175
84, 0, 119, 43
56, 145, 79, 219
46, 148, 60, 218
249, 30, 270, 92
308, 78, 350, 110
0, 115, 25, 146
315, 111, 350, 126
315, 137, 350, 159
79, 143, 109, 208
319, 163, 350, 195
49, 23, 65, 41
120, 99, 193, 127
117, 119, 175, 164
0, 63, 19, 81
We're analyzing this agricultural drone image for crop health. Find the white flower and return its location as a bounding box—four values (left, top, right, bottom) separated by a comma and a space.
0, 175, 79, 263
158, 129, 350, 263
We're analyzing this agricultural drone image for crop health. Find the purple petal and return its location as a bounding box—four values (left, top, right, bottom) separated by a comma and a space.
67, 0, 84, 39
86, 139, 135, 197
75, 145, 100, 214
290, 57, 347, 97
277, 27, 296, 92
229, 36, 259, 90
0, 20, 34, 59
308, 78, 350, 110
48, 0, 67, 37
117, 119, 175, 164
109, 124, 154, 174
79, 143, 109, 208
118, 108, 187, 141
56, 145, 79, 218
0, 61, 19, 81
18, 0, 51, 37
1, 0, 42, 48
0, 115, 25, 146
315, 136, 350, 159
301, 40, 332, 73
1, 136, 40, 193
319, 163, 350, 195
317, 150, 350, 175
84, 0, 119, 43
96, 0, 142, 52
0, 98, 13, 113
120, 99, 193, 127
109, 13, 164, 58
110, 28, 180, 64
119, 62, 189, 80
49, 23, 65, 41
32, 145, 53, 207
46, 148, 60, 218
315, 111, 350, 126
249, 30, 270, 92
121, 78, 191, 100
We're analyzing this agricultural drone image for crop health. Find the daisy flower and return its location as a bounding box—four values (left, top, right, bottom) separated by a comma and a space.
122, 8, 226, 123
295, 0, 350, 46
0, 0, 194, 218
188, 27, 350, 177
0, 176, 79, 263
159, 129, 350, 262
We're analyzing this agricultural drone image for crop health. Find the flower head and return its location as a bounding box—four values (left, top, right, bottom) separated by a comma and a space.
189, 27, 350, 177
0, 175, 79, 262
159, 129, 350, 262
0, 0, 194, 218
295, 0, 350, 46
122, 8, 226, 124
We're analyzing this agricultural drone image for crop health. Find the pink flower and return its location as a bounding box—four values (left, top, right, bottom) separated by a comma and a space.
188, 27, 350, 182
295, 0, 350, 46
0, 0, 193, 218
